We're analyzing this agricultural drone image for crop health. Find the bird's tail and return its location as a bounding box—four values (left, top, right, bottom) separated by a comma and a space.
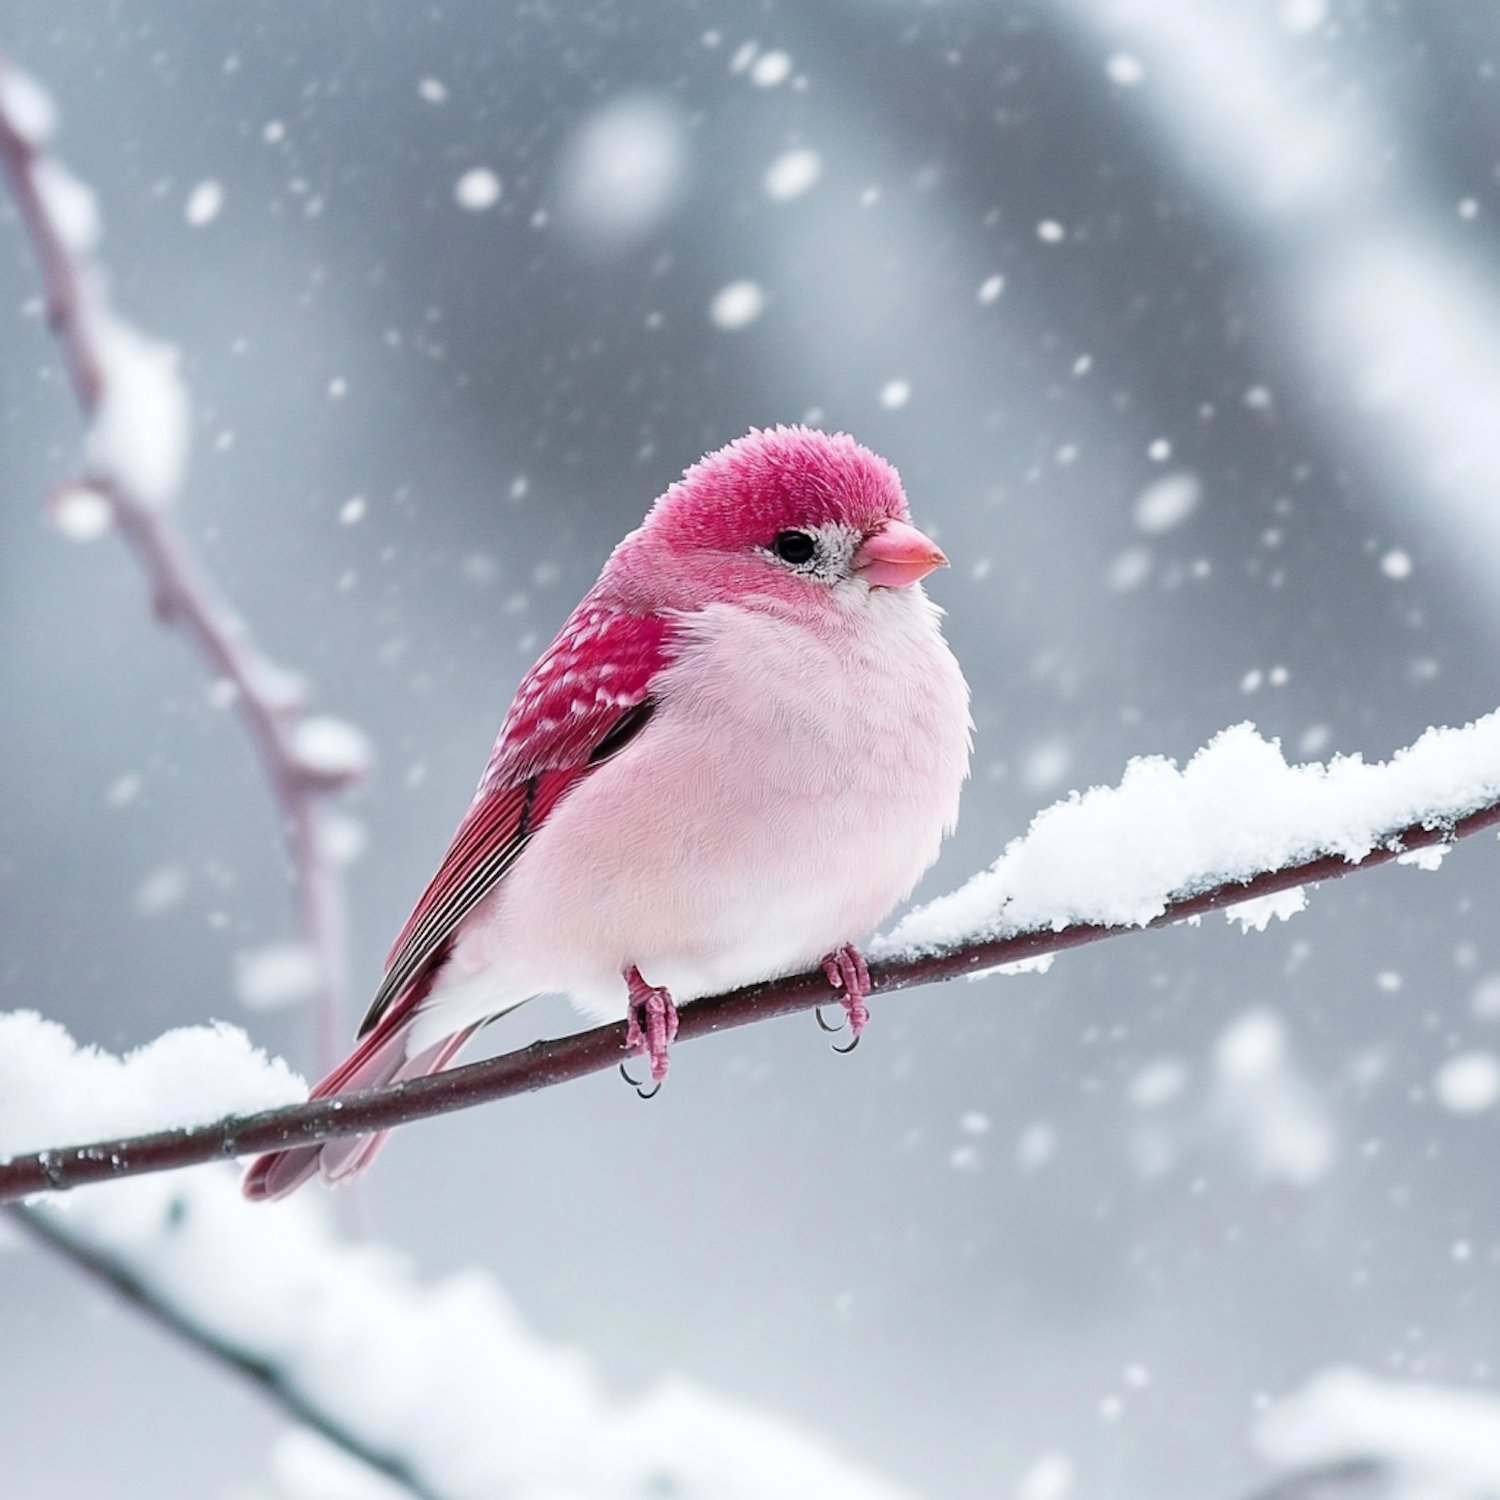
241, 1005, 478, 1201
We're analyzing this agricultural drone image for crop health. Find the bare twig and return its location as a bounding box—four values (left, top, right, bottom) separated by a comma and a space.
0, 56, 364, 1074
4, 791, 1496, 1205
1234, 1459, 1386, 1500
3, 1200, 443, 1500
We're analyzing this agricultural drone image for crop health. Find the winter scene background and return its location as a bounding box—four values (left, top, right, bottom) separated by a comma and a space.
5, 3, 1500, 1498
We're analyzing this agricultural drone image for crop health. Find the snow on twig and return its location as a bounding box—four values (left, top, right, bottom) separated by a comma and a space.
0, 55, 368, 1074
6, 1199, 444, 1500
881, 716, 1500, 952
1253, 1368, 1500, 1498
3, 713, 1500, 1204
0, 1010, 305, 1160
4, 1169, 912, 1500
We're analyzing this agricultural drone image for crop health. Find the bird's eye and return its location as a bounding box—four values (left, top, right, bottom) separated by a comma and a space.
772, 530, 817, 565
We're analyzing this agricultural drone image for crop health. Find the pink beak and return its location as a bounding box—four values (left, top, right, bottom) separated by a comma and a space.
853, 518, 949, 588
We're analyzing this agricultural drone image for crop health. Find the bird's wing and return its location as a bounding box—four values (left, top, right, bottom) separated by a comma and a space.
358, 607, 675, 1035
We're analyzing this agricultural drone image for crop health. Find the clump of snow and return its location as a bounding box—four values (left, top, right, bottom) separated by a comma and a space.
135, 863, 188, 915
454, 168, 501, 211
1433, 1052, 1500, 1114
1130, 1057, 1188, 1108
1397, 842, 1450, 871
1108, 545, 1152, 591
1225, 886, 1306, 931
1256, 1368, 1500, 1493
85, 313, 191, 508
978, 274, 1005, 304
1105, 53, 1145, 87
47, 482, 113, 541
1133, 472, 1200, 533
879, 379, 911, 409
33, 157, 100, 255
1213, 1010, 1335, 1186
106, 771, 143, 807
1016, 1122, 1056, 1172
235, 944, 322, 1011
1217, 1009, 1286, 1077
321, 811, 368, 867
293, 716, 372, 781
1280, 0, 1328, 34
23, 1167, 912, 1500
0, 1011, 304, 1160
1299, 724, 1331, 756
1472, 975, 1500, 1019
1017, 1451, 1074, 1500
883, 715, 1500, 955
994, 953, 1054, 977
709, 279, 766, 329
764, 147, 822, 201
0, 65, 58, 145
242, 656, 307, 713
554, 95, 686, 249
1021, 739, 1072, 793
750, 50, 792, 87
184, 179, 223, 226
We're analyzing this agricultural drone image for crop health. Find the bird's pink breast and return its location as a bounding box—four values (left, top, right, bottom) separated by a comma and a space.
411, 583, 970, 1047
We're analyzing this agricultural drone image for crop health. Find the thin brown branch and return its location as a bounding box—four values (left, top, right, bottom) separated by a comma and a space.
0, 57, 363, 1074
3, 1200, 444, 1500
3, 793, 1495, 1205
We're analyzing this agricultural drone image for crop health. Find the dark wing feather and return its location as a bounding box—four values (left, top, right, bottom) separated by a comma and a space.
357, 606, 674, 1035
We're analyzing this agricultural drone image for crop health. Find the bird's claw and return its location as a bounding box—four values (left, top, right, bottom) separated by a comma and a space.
618, 1061, 662, 1100
623, 965, 678, 1087
815, 1005, 846, 1034
820, 944, 872, 1052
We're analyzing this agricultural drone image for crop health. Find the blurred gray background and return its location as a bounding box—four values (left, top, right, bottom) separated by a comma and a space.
3, 2, 1500, 1496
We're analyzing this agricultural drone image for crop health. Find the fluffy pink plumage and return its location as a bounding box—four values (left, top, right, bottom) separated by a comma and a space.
245, 426, 971, 1200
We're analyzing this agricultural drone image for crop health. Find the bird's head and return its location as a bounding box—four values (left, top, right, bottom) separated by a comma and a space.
606, 425, 947, 613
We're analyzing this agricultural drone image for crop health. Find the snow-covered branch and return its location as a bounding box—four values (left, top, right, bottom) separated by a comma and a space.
4, 713, 1499, 1205
0, 56, 368, 1073
1250, 1368, 1500, 1500
6, 1200, 442, 1500
4, 1167, 909, 1500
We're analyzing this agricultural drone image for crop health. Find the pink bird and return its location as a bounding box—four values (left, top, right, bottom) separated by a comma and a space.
244, 426, 970, 1199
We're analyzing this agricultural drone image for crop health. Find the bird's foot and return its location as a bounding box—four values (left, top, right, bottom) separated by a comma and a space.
623, 965, 679, 1090
820, 944, 872, 1052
